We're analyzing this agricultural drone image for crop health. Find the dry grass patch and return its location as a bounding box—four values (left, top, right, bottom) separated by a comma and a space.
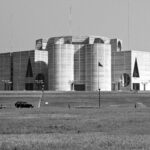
0, 133, 150, 150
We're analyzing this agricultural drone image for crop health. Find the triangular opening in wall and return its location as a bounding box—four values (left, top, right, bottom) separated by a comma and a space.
98, 61, 103, 67
133, 58, 140, 77
26, 58, 33, 77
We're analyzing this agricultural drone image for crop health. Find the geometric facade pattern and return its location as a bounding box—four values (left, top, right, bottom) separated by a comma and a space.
26, 58, 33, 77
1, 35, 150, 91
47, 36, 112, 91
133, 58, 140, 77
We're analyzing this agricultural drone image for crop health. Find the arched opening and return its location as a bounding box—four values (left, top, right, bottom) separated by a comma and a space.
35, 73, 45, 90
117, 41, 122, 51
94, 38, 104, 44
121, 73, 130, 87
65, 39, 72, 44
36, 39, 42, 50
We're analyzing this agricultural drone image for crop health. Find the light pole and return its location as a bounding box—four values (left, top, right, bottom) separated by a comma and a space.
98, 88, 101, 108
7, 81, 12, 90
41, 84, 44, 101
68, 80, 74, 91
35, 80, 44, 108
141, 81, 149, 91
2, 80, 12, 90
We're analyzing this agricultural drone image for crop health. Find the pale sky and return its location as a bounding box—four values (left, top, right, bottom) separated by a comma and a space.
0, 0, 150, 52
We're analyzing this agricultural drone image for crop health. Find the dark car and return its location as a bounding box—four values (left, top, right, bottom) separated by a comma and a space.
15, 101, 34, 108
0, 104, 6, 109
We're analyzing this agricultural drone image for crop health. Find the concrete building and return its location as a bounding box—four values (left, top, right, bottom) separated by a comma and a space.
0, 53, 12, 90
0, 35, 150, 91
47, 36, 112, 91
112, 50, 150, 91
12, 50, 48, 90
0, 38, 48, 91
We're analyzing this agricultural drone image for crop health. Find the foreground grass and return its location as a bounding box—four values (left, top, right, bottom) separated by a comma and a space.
0, 133, 150, 150
0, 106, 150, 134
0, 91, 150, 149
0, 106, 150, 149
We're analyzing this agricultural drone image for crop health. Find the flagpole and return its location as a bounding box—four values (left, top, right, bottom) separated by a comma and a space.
98, 62, 100, 108
98, 61, 103, 108
98, 64, 99, 90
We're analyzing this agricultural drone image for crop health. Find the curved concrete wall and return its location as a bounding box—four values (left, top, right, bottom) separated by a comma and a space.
85, 44, 111, 91
48, 44, 74, 91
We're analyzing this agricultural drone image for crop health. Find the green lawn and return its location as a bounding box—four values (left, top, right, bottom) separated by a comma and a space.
0, 91, 150, 149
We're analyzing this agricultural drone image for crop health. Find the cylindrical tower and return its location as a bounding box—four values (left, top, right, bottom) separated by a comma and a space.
85, 44, 111, 91
48, 44, 74, 91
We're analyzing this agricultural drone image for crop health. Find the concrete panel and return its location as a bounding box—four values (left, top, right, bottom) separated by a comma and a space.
34, 50, 48, 90
112, 51, 131, 91
0, 53, 12, 90
74, 44, 85, 85
48, 44, 74, 91
131, 51, 150, 91
13, 50, 34, 90
85, 44, 111, 91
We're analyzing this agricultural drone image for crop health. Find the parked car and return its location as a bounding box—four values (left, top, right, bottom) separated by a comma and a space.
0, 104, 6, 109
15, 101, 34, 108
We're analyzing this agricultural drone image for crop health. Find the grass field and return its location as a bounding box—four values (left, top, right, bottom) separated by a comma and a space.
0, 91, 150, 150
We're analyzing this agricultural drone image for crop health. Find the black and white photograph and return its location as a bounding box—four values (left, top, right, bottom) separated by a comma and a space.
0, 0, 150, 149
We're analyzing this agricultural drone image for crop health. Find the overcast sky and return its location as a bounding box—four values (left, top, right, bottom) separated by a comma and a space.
0, 0, 150, 52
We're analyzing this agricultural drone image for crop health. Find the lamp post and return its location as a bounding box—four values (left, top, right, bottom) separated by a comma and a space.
2, 80, 12, 90
68, 80, 74, 91
99, 88, 101, 108
35, 80, 44, 108
141, 81, 149, 91
41, 83, 44, 101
